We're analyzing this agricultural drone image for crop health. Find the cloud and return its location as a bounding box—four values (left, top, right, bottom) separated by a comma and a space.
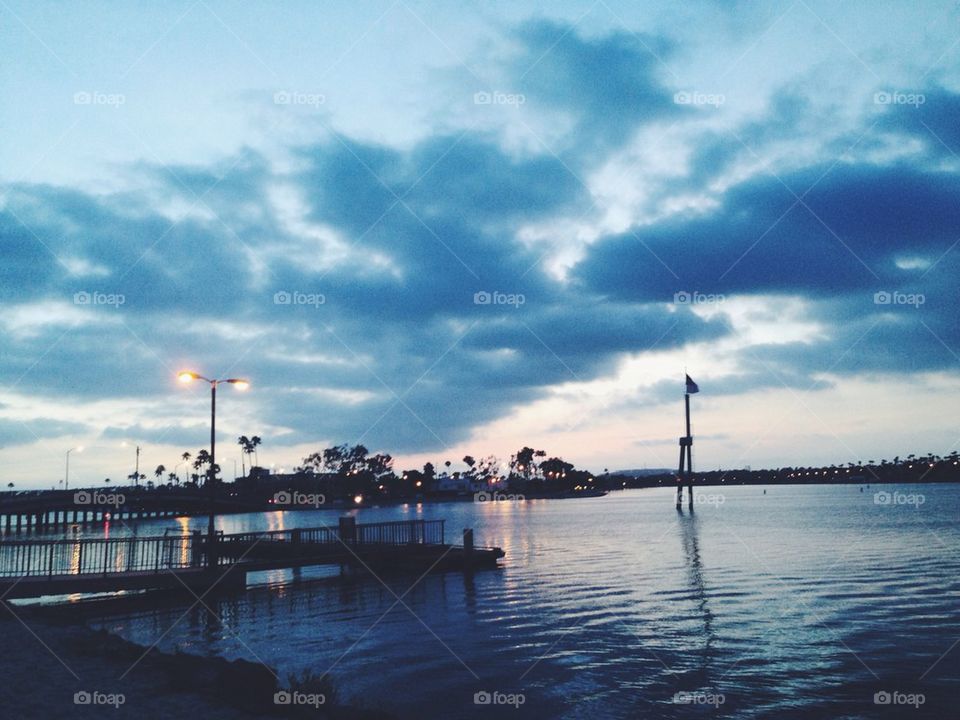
0, 417, 89, 448
875, 85, 960, 161
2, 19, 958, 470
1, 119, 723, 454
508, 19, 679, 156
575, 162, 960, 301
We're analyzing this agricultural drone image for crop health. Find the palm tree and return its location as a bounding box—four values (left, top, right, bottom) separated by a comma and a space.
238, 436, 262, 475
167, 471, 178, 486
6, 482, 13, 489
238, 435, 250, 477
154, 464, 165, 485
250, 436, 262, 467
181, 452, 191, 484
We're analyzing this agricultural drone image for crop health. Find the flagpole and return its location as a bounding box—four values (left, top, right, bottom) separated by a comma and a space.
677, 374, 695, 510
685, 390, 693, 508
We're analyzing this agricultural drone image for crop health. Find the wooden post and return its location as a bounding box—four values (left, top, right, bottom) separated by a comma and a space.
191, 530, 203, 567
338, 516, 356, 544
463, 528, 475, 570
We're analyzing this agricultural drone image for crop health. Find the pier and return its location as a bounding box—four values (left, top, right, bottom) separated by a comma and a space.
0, 488, 259, 534
0, 518, 503, 600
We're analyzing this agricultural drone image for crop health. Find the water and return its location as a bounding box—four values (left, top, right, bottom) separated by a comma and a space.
79, 485, 959, 718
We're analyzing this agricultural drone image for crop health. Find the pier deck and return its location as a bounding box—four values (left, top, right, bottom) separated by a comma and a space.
0, 519, 504, 600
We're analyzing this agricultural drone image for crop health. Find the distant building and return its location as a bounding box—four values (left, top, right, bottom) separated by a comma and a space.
434, 473, 495, 494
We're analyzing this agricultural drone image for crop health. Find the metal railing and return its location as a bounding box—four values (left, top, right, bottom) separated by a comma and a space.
0, 519, 448, 578
0, 535, 196, 578
354, 519, 445, 545
220, 519, 444, 547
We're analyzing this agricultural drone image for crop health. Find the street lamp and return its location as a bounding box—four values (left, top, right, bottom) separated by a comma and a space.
177, 370, 249, 566
65, 446, 84, 491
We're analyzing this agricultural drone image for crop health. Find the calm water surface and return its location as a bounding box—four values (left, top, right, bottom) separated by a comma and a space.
77, 485, 959, 718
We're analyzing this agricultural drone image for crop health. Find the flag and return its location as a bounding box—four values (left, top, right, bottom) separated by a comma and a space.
685, 374, 699, 394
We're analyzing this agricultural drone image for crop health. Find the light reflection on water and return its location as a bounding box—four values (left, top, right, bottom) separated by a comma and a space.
80, 485, 960, 718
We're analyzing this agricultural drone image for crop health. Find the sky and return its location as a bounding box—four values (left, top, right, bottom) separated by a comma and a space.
2, 0, 960, 488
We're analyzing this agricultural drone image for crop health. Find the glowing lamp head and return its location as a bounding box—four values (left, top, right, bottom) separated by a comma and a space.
229, 379, 250, 391
178, 371, 197, 384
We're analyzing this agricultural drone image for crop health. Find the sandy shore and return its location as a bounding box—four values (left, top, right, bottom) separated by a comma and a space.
0, 609, 392, 719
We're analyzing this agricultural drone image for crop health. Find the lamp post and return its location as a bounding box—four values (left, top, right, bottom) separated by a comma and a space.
65, 446, 84, 491
177, 371, 249, 567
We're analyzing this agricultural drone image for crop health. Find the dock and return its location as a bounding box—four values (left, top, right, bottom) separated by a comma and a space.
0, 518, 504, 600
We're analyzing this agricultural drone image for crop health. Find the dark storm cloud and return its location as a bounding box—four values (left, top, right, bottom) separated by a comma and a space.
4, 20, 958, 457
508, 19, 680, 155
1, 120, 725, 452
875, 85, 960, 159
576, 162, 960, 301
